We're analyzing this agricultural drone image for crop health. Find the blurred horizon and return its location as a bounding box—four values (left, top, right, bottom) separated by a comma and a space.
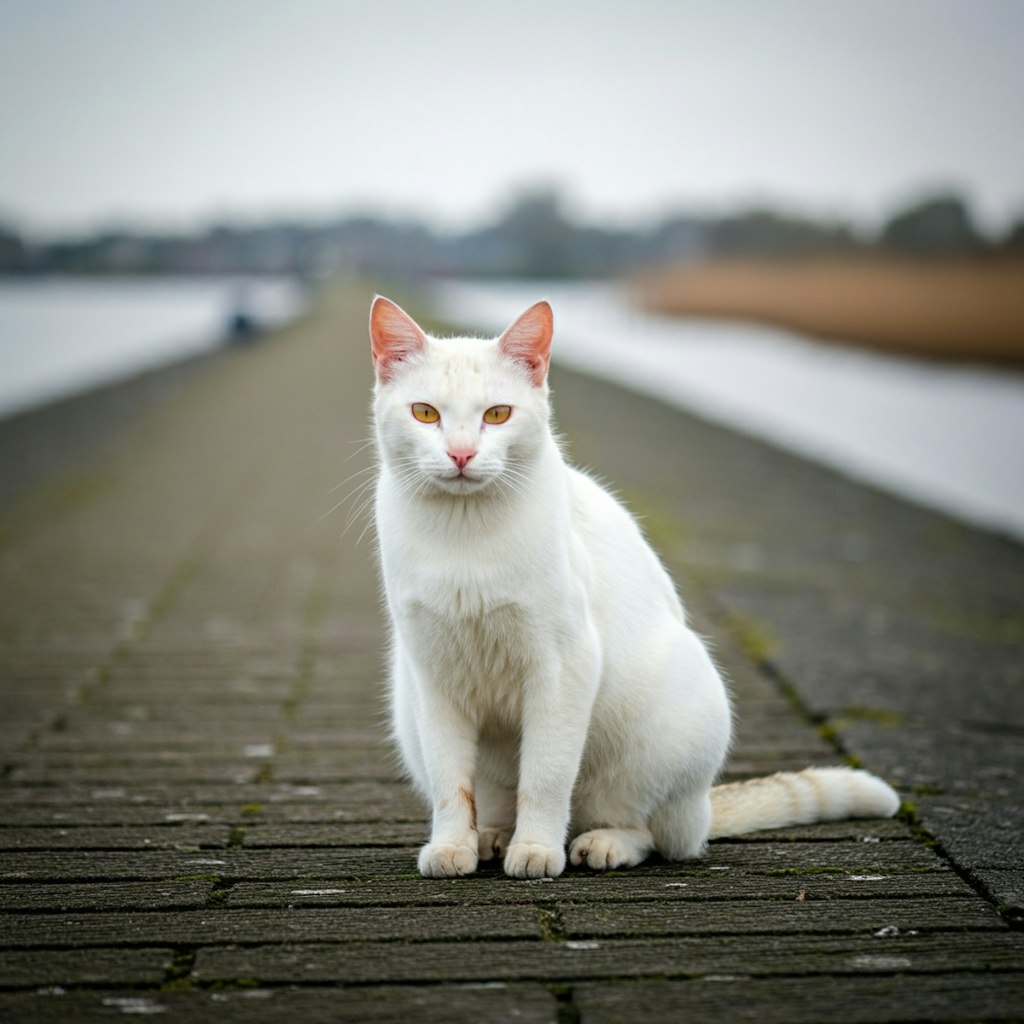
2, 0, 1022, 239
2, 179, 1022, 246
4, 184, 1022, 282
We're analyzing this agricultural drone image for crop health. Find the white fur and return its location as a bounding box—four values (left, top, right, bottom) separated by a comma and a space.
370, 297, 899, 879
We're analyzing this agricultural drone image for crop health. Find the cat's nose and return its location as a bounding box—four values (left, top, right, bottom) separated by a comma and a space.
448, 447, 476, 471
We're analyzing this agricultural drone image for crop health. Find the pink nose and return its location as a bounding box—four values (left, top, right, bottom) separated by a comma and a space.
448, 447, 475, 471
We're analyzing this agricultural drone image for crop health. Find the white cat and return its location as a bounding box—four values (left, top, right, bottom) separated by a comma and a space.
369, 295, 899, 879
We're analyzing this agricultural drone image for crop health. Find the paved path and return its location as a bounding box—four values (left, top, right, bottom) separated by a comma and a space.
0, 284, 1021, 1021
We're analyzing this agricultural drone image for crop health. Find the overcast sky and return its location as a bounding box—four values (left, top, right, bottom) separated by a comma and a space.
2, 0, 1022, 237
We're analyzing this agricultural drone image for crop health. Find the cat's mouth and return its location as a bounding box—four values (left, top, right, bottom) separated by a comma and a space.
436, 469, 489, 494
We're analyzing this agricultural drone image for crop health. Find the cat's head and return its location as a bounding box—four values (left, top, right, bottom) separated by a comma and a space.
370, 296, 553, 498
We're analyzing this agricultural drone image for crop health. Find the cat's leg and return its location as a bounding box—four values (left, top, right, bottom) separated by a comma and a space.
649, 788, 713, 860
504, 648, 599, 880
413, 685, 481, 878
475, 776, 516, 862
569, 828, 655, 870
569, 791, 656, 870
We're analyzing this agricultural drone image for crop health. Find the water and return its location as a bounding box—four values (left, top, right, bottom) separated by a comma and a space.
0, 276, 306, 418
432, 279, 1024, 543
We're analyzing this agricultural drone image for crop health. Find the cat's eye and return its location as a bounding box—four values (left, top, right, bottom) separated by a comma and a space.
483, 405, 512, 425
411, 403, 440, 424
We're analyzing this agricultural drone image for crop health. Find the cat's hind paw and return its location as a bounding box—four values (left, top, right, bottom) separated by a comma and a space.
478, 826, 513, 862
417, 842, 478, 878
569, 828, 654, 871
503, 841, 566, 879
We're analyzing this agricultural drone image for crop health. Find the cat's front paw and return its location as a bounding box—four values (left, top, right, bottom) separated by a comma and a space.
478, 826, 514, 862
418, 842, 478, 878
503, 841, 566, 879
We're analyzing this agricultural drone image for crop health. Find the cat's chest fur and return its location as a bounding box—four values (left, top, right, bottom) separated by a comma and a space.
378, 471, 574, 707
406, 596, 533, 719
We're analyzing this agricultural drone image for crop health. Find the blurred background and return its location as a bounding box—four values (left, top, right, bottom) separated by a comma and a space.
1, 0, 1022, 535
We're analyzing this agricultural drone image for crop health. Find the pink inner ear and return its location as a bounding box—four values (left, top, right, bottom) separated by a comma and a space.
370, 296, 427, 382
497, 301, 553, 387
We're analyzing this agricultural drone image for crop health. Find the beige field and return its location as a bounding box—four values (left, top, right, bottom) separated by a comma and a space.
631, 257, 1024, 365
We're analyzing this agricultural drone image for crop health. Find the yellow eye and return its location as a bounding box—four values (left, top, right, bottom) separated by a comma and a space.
483, 405, 512, 425
411, 403, 440, 424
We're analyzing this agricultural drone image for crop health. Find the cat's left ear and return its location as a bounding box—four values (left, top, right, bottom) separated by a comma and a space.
370, 295, 427, 383
498, 300, 553, 387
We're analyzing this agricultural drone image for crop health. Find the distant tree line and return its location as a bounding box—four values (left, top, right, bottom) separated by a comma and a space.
0, 189, 1020, 279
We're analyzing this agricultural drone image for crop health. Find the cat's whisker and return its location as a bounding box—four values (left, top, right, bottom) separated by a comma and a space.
327, 463, 377, 495
406, 477, 433, 505
342, 482, 378, 526
339, 481, 387, 546
328, 449, 418, 510
320, 492, 359, 523
320, 471, 379, 523
346, 508, 378, 544
501, 464, 531, 487
354, 514, 379, 546
495, 466, 530, 505
347, 436, 377, 459
495, 483, 516, 515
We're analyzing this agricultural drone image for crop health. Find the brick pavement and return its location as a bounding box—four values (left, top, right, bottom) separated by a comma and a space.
0, 283, 1021, 1022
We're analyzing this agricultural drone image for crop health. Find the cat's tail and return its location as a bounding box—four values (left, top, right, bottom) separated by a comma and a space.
707, 766, 900, 839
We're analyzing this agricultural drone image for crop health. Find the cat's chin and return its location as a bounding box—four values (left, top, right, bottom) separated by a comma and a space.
431, 472, 494, 497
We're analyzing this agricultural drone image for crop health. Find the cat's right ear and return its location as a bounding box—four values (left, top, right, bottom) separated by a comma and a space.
370, 296, 427, 383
